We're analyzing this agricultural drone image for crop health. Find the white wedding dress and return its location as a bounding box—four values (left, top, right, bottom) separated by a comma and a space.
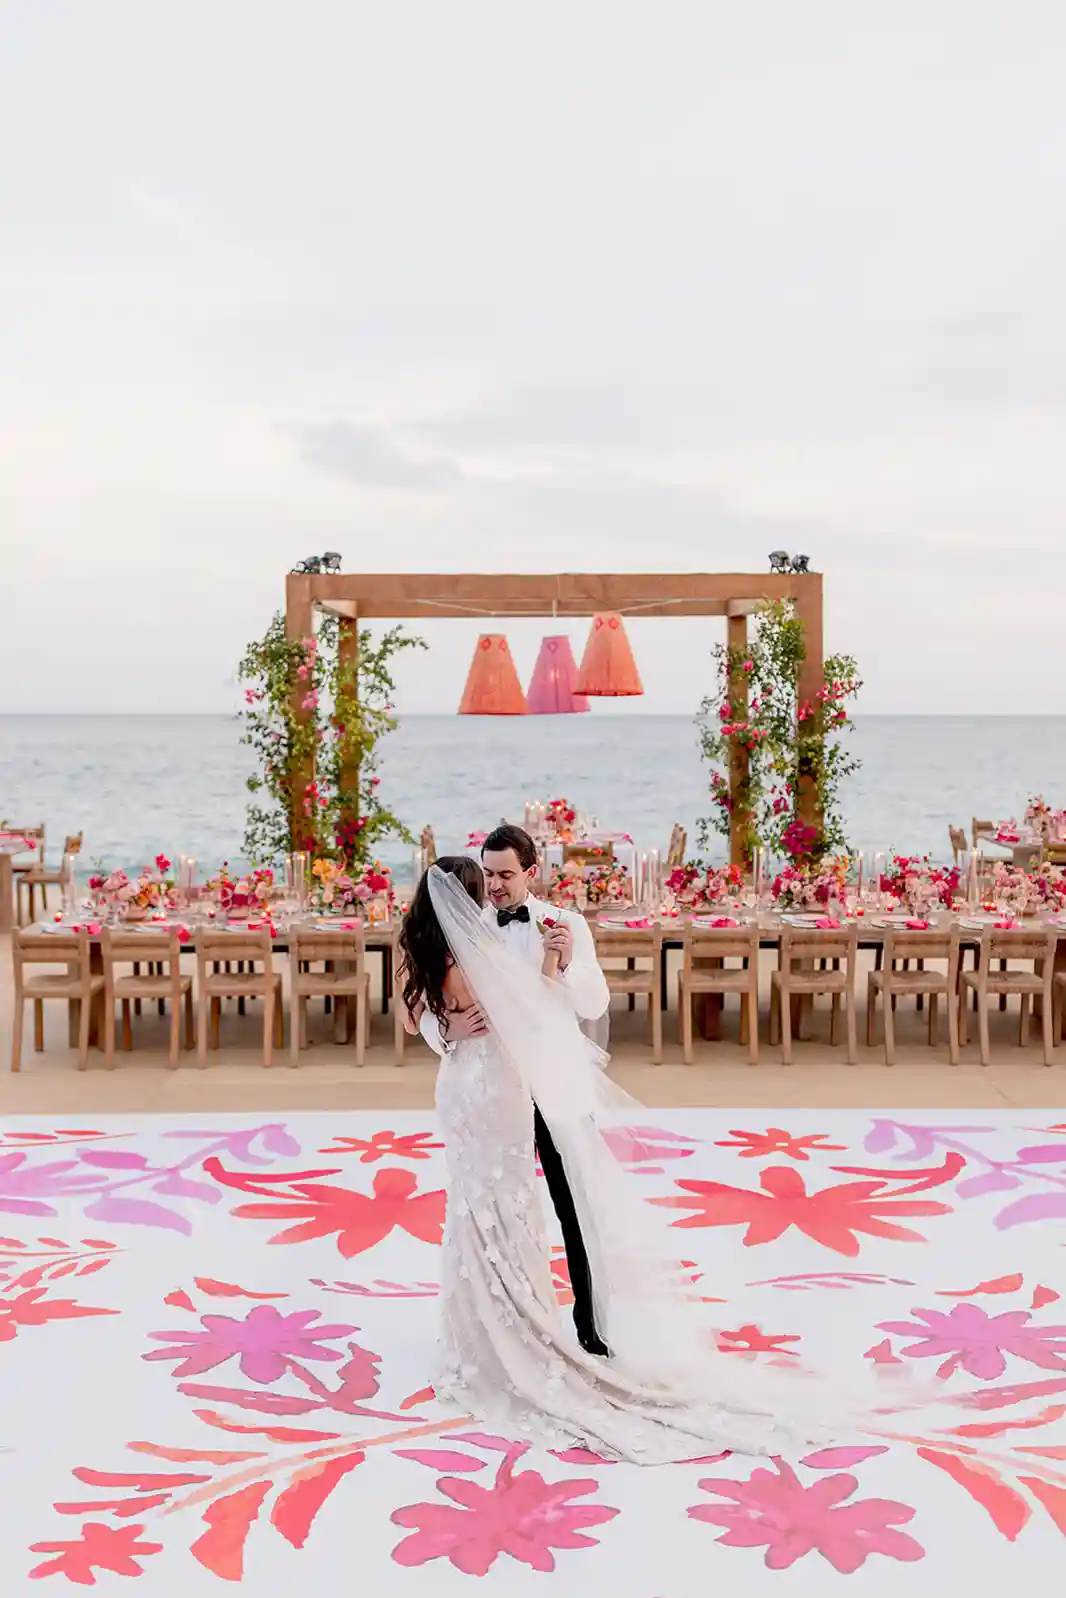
428, 869, 857, 1465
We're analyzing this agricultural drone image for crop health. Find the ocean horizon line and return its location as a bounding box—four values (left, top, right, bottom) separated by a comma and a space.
3, 710, 1065, 722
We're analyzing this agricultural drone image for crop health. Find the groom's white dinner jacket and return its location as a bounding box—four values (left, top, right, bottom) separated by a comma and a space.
418, 893, 609, 1057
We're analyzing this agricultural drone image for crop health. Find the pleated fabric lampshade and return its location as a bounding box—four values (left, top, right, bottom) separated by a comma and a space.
458, 634, 529, 715
575, 612, 643, 697
526, 635, 590, 715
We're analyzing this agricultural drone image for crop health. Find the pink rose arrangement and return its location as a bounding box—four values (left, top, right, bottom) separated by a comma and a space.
89, 855, 174, 917
879, 855, 960, 911
772, 856, 849, 910
547, 797, 577, 838
311, 858, 393, 914
204, 863, 274, 917
549, 859, 632, 908
666, 861, 744, 911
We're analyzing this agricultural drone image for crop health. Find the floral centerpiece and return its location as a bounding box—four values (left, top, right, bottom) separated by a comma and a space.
204, 864, 274, 918
1025, 795, 1051, 838
310, 858, 394, 919
89, 855, 174, 919
549, 859, 632, 908
991, 862, 1066, 915
879, 856, 960, 911
665, 861, 744, 911
547, 797, 577, 839
772, 856, 849, 911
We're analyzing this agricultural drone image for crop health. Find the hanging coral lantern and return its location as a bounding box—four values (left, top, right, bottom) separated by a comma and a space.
574, 612, 643, 697
458, 634, 529, 715
526, 635, 589, 715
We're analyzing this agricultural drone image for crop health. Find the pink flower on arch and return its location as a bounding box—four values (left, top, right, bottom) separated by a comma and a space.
877, 1302, 1066, 1381
391, 1455, 619, 1575
688, 1460, 924, 1573
143, 1304, 358, 1383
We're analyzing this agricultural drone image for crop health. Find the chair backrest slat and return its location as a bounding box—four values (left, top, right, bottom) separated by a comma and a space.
981, 927, 1057, 966
196, 929, 273, 968
780, 925, 858, 963
593, 927, 662, 956
884, 928, 958, 964
684, 925, 760, 967
291, 928, 365, 966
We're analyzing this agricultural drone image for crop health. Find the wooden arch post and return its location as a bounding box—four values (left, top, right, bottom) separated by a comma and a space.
283, 570, 825, 864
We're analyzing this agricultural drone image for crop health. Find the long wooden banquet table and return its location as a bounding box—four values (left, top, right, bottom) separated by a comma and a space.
19, 906, 1066, 1054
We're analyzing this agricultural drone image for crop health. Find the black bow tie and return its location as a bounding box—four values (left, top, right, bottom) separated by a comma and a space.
496, 904, 531, 927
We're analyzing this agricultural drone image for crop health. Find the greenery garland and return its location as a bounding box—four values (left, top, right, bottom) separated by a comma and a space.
238, 611, 425, 865
696, 599, 861, 866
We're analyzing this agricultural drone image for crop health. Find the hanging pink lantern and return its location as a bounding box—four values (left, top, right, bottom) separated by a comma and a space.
526, 635, 589, 715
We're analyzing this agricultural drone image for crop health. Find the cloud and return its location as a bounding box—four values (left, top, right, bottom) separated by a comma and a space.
123, 180, 197, 237
293, 421, 464, 490
904, 308, 1066, 411
414, 360, 902, 456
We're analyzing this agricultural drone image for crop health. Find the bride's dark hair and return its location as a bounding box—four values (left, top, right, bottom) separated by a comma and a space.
399, 855, 485, 1022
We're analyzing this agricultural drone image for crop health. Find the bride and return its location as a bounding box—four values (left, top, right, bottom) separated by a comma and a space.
399, 857, 860, 1465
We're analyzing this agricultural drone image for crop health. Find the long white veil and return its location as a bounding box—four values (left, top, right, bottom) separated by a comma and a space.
427, 866, 888, 1434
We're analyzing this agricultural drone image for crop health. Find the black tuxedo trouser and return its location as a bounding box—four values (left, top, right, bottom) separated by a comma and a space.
533, 1103, 610, 1356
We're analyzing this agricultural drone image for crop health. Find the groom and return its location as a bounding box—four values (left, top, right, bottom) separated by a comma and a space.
419, 823, 612, 1356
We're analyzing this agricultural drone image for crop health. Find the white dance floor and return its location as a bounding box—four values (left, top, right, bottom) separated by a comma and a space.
3, 1109, 1065, 1593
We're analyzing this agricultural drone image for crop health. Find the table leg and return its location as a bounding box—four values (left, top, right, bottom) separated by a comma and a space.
692, 956, 723, 1042
0, 854, 13, 935
381, 945, 393, 1015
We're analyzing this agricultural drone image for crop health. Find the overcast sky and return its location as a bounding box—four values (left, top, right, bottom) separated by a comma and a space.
3, 0, 1065, 715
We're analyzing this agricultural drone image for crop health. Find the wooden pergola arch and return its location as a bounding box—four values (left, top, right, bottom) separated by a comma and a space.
285, 570, 825, 866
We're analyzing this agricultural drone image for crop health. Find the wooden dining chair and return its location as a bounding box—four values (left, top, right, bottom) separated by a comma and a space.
678, 925, 760, 1065
5, 823, 46, 911
420, 826, 438, 868
101, 928, 193, 1068
948, 826, 968, 867
770, 924, 859, 1064
867, 927, 961, 1065
195, 929, 283, 1067
594, 925, 663, 1062
16, 831, 84, 925
666, 824, 687, 870
11, 928, 104, 1072
960, 926, 1057, 1066
562, 841, 615, 868
289, 927, 371, 1066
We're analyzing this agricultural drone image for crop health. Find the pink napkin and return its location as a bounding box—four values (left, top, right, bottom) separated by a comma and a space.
709, 916, 738, 928
337, 920, 363, 930
905, 919, 930, 930
815, 917, 841, 930
997, 832, 1020, 842
994, 919, 1018, 929
624, 917, 653, 929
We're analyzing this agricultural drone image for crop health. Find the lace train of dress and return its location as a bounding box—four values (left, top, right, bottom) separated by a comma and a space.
434, 1036, 841, 1465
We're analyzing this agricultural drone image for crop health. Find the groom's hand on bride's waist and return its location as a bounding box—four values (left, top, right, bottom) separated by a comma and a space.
442, 1004, 488, 1043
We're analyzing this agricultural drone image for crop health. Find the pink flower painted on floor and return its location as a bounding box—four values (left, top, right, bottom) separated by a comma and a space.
391, 1455, 619, 1575
688, 1461, 924, 1572
144, 1304, 358, 1383
0, 1287, 117, 1343
29, 1521, 163, 1583
652, 1166, 952, 1256
224, 1167, 447, 1257
877, 1303, 1066, 1381
318, 1130, 443, 1163
715, 1128, 848, 1161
